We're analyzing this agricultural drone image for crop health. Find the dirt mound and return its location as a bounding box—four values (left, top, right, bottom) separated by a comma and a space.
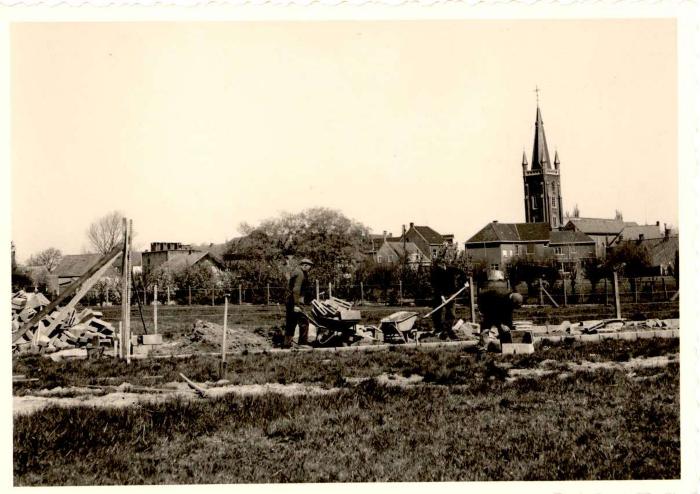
189, 319, 270, 352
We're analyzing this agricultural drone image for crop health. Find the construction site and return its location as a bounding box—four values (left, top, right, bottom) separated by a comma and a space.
11, 218, 681, 485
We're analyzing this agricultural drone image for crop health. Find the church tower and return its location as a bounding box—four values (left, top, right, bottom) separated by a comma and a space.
522, 104, 563, 229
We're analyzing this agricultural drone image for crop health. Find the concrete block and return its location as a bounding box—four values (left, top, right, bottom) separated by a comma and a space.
501, 343, 535, 355
142, 334, 163, 345
580, 334, 601, 343
637, 331, 655, 339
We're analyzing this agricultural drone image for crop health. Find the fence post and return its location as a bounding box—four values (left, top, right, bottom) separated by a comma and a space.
604, 278, 608, 305
167, 286, 171, 306
328, 282, 332, 299
663, 277, 668, 300
188, 286, 192, 306
316, 279, 320, 301
469, 276, 476, 323
613, 271, 621, 319
220, 295, 228, 379
266, 283, 270, 305
633, 278, 638, 304
211, 290, 215, 307
650, 277, 655, 302
562, 276, 567, 307
539, 281, 544, 306
238, 284, 242, 305
399, 280, 403, 306
154, 284, 158, 335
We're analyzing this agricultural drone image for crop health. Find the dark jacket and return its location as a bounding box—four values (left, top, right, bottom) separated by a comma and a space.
286, 267, 310, 306
430, 265, 463, 299
478, 288, 515, 329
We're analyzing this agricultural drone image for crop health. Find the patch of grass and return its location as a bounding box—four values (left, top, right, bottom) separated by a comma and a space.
14, 363, 679, 484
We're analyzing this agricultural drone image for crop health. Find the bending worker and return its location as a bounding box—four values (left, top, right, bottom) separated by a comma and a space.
477, 287, 523, 350
284, 258, 314, 348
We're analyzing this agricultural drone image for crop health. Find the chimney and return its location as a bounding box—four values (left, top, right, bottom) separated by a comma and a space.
656, 221, 660, 227
383, 230, 387, 239
402, 224, 406, 237
664, 227, 670, 239
638, 234, 644, 242
409, 222, 414, 230
493, 220, 498, 223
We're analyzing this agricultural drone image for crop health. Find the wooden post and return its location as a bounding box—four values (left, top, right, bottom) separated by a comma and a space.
153, 284, 158, 335
316, 279, 320, 301
399, 280, 403, 306
328, 282, 332, 299
238, 284, 242, 305
167, 286, 171, 305
633, 278, 638, 304
562, 275, 567, 306
220, 295, 228, 378
211, 290, 215, 307
117, 321, 122, 359
105, 285, 110, 305
605, 278, 609, 305
650, 277, 655, 302
360, 281, 364, 306
120, 218, 131, 361
266, 283, 270, 305
663, 277, 668, 300
469, 276, 476, 323
539, 281, 544, 306
613, 271, 622, 319
188, 286, 192, 305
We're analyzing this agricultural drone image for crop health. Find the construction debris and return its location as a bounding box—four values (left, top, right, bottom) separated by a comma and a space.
11, 290, 117, 356
189, 319, 268, 352
311, 297, 360, 321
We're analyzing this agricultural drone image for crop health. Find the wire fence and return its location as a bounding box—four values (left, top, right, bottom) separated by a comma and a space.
76, 276, 679, 311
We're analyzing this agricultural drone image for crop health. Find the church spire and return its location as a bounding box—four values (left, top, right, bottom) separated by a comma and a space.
531, 105, 552, 170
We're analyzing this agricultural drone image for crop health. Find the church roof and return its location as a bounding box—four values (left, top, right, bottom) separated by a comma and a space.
565, 217, 637, 235
531, 106, 552, 170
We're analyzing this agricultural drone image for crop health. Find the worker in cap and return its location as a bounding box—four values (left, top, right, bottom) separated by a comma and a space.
477, 286, 524, 351
284, 258, 314, 348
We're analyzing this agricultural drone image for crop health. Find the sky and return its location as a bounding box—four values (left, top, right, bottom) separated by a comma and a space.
10, 19, 678, 262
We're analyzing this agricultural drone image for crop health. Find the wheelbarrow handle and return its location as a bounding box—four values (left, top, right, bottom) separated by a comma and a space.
422, 282, 470, 319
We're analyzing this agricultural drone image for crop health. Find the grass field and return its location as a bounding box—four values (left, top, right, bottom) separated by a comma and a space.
94, 301, 679, 339
13, 338, 680, 484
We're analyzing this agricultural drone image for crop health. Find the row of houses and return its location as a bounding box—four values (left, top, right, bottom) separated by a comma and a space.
364, 217, 678, 277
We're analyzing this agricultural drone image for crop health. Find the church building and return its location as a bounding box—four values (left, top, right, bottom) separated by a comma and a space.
522, 105, 564, 229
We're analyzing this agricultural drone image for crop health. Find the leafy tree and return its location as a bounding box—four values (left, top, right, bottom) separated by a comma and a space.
605, 241, 652, 278
86, 211, 125, 254
27, 247, 63, 272
583, 260, 610, 294
233, 208, 370, 286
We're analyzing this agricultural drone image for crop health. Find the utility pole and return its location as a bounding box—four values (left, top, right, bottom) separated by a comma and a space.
153, 284, 158, 335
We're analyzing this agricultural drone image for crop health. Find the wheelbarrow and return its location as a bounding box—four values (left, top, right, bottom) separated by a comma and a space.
302, 298, 363, 347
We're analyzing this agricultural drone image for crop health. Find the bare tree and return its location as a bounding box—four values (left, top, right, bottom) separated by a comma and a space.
27, 247, 63, 272
87, 211, 125, 254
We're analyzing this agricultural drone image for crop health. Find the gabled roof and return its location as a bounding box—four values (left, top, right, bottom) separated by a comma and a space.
54, 254, 104, 278
54, 252, 137, 278
549, 230, 595, 245
565, 218, 637, 235
466, 222, 551, 244
384, 241, 430, 262
612, 225, 663, 244
161, 251, 222, 272
645, 236, 679, 267
411, 225, 448, 245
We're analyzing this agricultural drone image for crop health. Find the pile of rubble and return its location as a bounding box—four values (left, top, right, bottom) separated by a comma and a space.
189, 319, 269, 352
11, 290, 117, 355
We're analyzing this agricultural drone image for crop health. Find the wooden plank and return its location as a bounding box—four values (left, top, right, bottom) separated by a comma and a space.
13, 245, 123, 344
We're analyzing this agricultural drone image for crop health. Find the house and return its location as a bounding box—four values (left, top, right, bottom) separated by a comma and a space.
52, 254, 122, 294
363, 232, 401, 261
611, 230, 679, 276
142, 242, 210, 278
375, 240, 431, 267
547, 230, 597, 263
158, 250, 225, 274
402, 223, 454, 260
563, 218, 638, 259
608, 223, 664, 246
465, 222, 552, 271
